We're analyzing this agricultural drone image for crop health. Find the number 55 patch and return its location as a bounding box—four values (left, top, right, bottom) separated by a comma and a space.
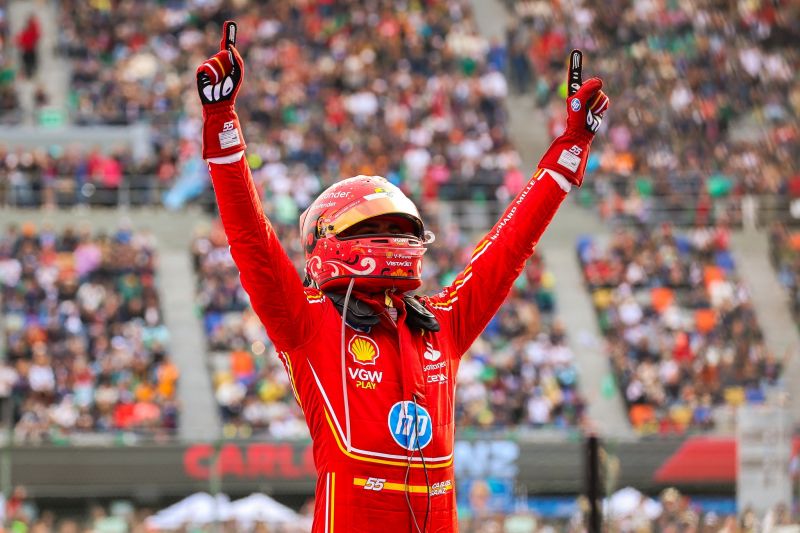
353, 476, 430, 494
219, 120, 241, 149
362, 477, 385, 491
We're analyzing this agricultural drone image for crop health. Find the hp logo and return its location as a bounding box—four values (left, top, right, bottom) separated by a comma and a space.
388, 401, 433, 451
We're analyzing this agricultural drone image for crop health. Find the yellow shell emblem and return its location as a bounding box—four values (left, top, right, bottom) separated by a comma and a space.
348, 335, 380, 365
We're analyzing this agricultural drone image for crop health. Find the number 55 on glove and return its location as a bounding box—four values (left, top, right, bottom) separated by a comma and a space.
196, 21, 247, 160
538, 50, 610, 187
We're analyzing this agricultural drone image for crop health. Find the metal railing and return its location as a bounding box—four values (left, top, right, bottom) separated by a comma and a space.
0, 176, 168, 209
583, 191, 796, 229
1, 176, 798, 231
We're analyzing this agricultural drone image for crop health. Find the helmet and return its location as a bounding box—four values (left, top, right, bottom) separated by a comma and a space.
299, 175, 428, 292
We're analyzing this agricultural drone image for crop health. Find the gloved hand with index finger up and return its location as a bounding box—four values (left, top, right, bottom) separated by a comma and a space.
538, 50, 610, 187
196, 21, 246, 160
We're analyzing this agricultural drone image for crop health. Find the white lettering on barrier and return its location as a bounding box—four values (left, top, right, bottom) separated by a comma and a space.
454, 441, 520, 479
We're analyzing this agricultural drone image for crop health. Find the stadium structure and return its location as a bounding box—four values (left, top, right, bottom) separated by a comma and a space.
0, 0, 797, 531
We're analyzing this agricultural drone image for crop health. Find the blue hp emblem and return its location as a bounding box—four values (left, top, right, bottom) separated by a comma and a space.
570, 98, 581, 112
388, 401, 432, 451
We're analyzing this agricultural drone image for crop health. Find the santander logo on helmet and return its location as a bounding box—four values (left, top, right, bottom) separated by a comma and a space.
299, 175, 430, 293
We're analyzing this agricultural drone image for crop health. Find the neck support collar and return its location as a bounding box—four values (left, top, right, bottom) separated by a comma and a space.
325, 292, 440, 334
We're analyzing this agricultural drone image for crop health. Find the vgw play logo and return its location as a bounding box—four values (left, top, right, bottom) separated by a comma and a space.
388, 401, 432, 450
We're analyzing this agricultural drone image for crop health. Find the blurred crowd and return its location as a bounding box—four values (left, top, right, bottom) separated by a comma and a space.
0, 223, 178, 442
51, 0, 523, 210
4, 484, 798, 533
0, 0, 793, 444
0, 144, 182, 208
191, 218, 584, 437
0, 0, 794, 227
1, 486, 166, 533
578, 223, 779, 434
503, 0, 799, 224
461, 486, 796, 533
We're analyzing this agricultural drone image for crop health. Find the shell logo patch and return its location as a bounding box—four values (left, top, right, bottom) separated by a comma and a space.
348, 335, 380, 366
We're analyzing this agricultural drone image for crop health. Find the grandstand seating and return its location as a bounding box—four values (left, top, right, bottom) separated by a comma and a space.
49, 0, 523, 210
1, 0, 800, 529
0, 0, 792, 441
0, 223, 178, 441
578, 223, 779, 433
0, 0, 790, 221
505, 0, 799, 225
3, 0, 792, 230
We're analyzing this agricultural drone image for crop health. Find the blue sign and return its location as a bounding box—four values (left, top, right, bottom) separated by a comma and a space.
388, 401, 432, 451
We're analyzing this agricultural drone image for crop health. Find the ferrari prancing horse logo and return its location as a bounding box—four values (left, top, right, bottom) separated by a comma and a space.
348, 335, 380, 365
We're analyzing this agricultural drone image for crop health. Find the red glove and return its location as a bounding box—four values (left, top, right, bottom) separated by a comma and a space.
538, 50, 610, 187
196, 21, 246, 160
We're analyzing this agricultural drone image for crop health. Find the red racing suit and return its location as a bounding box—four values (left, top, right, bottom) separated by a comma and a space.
208, 154, 568, 532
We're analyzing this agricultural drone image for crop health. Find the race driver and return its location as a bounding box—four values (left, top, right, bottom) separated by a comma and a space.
197, 21, 609, 533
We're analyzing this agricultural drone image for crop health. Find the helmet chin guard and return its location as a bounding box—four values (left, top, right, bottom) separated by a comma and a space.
300, 176, 427, 292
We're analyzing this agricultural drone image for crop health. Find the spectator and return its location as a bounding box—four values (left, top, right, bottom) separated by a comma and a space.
0, 9, 18, 122
15, 15, 39, 79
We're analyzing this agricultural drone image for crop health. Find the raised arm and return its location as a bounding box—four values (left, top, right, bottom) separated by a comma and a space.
429, 51, 610, 354
196, 22, 317, 351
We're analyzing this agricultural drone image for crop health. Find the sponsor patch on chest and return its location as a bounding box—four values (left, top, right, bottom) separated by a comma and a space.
388, 401, 432, 450
348, 367, 383, 390
423, 339, 441, 361
422, 340, 448, 384
349, 335, 380, 365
